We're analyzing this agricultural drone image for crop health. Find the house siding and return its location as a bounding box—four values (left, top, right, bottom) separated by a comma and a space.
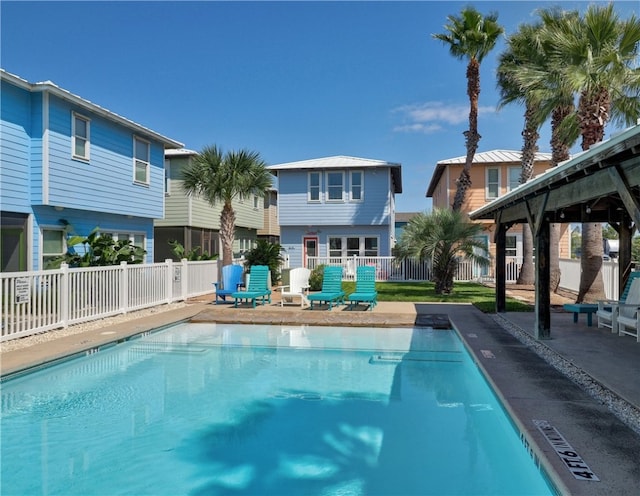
1, 71, 182, 271
45, 96, 165, 218
0, 80, 32, 213
278, 168, 391, 226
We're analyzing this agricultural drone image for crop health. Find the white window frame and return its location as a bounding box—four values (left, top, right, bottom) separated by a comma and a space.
328, 235, 380, 257
486, 167, 500, 200
42, 228, 66, 268
164, 159, 171, 196
100, 231, 147, 260
72, 112, 90, 161
253, 195, 259, 210
133, 136, 150, 185
505, 234, 518, 257
326, 171, 345, 202
507, 166, 521, 192
308, 171, 321, 202
350, 170, 364, 202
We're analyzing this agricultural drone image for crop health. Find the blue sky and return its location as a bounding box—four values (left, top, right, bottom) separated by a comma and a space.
2, 1, 638, 213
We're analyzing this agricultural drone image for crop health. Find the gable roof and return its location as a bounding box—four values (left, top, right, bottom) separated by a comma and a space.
426, 149, 553, 197
1, 69, 183, 149
268, 155, 402, 193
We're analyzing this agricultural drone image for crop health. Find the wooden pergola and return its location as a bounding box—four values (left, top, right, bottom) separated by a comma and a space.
469, 124, 640, 339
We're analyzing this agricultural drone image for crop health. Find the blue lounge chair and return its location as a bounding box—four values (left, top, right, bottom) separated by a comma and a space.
213, 264, 244, 304
232, 265, 272, 308
307, 266, 345, 310
348, 266, 378, 311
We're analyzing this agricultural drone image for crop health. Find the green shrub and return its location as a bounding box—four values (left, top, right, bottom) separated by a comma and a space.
309, 264, 326, 291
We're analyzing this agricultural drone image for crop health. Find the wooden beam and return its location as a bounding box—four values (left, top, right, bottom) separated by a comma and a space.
495, 222, 507, 313
534, 220, 551, 339
608, 166, 640, 228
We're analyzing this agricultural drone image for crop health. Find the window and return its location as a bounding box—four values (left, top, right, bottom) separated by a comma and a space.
103, 232, 145, 250
164, 159, 171, 196
72, 112, 90, 161
346, 237, 360, 257
508, 167, 521, 191
328, 236, 379, 257
350, 170, 363, 201
133, 137, 150, 184
42, 229, 65, 268
308, 172, 321, 202
329, 237, 342, 257
253, 196, 259, 209
506, 235, 517, 257
364, 237, 378, 256
486, 167, 500, 199
326, 171, 344, 201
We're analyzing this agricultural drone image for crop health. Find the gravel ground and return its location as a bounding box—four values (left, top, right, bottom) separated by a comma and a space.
493, 313, 640, 436
0, 302, 188, 354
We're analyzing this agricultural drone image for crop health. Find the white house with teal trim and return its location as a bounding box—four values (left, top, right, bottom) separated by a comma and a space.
0, 70, 183, 271
268, 155, 402, 268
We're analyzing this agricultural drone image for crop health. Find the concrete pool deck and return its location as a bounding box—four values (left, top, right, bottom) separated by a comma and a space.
2, 297, 640, 495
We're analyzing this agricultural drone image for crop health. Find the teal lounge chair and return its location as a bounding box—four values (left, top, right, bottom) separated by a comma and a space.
307, 266, 345, 310
348, 266, 378, 311
232, 265, 272, 308
213, 264, 244, 304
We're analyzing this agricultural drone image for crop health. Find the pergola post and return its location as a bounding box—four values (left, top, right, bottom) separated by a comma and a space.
618, 216, 634, 294
494, 222, 507, 313
534, 219, 551, 339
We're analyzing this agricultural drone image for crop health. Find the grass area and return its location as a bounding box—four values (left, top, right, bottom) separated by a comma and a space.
341, 281, 533, 313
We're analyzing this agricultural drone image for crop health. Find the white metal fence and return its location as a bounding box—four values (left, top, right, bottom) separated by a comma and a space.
305, 255, 523, 283
0, 260, 217, 342
1, 254, 624, 343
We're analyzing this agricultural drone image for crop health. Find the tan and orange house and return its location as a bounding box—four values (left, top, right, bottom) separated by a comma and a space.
426, 150, 571, 278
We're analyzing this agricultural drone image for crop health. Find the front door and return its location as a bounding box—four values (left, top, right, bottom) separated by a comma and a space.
303, 237, 318, 268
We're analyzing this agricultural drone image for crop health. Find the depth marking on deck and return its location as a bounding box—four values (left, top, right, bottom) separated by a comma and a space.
533, 420, 600, 481
480, 349, 495, 358
467, 333, 478, 338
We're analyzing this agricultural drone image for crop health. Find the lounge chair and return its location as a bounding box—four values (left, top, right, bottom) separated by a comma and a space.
232, 265, 272, 308
347, 265, 378, 311
277, 267, 311, 308
617, 280, 640, 341
307, 266, 345, 310
597, 272, 640, 331
213, 264, 244, 304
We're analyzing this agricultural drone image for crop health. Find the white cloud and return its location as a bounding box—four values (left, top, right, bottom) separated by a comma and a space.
392, 102, 496, 134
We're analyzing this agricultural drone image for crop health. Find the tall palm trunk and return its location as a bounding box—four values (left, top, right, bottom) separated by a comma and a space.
549, 104, 573, 292
452, 58, 481, 212
220, 203, 236, 267
516, 103, 539, 285
577, 90, 609, 302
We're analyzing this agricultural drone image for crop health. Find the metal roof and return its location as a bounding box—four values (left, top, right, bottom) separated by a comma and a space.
268, 155, 403, 193
165, 148, 198, 156
436, 149, 553, 165
1, 69, 183, 149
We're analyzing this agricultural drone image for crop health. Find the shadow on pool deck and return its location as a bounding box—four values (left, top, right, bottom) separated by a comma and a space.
3, 296, 640, 495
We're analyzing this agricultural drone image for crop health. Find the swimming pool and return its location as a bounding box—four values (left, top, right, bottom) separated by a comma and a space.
1, 323, 554, 495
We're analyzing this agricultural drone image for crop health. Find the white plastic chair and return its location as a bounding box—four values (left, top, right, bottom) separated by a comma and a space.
616, 280, 640, 341
278, 268, 311, 308
598, 277, 640, 332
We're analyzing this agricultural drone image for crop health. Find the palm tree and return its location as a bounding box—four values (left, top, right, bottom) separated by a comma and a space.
182, 145, 273, 267
545, 4, 640, 302
496, 22, 544, 286
500, 8, 580, 292
433, 7, 504, 211
394, 209, 490, 295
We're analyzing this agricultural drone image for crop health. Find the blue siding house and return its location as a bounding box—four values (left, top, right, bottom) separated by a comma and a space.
268, 156, 402, 268
0, 70, 183, 271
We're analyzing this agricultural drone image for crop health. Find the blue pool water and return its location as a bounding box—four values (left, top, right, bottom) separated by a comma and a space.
1, 323, 554, 495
